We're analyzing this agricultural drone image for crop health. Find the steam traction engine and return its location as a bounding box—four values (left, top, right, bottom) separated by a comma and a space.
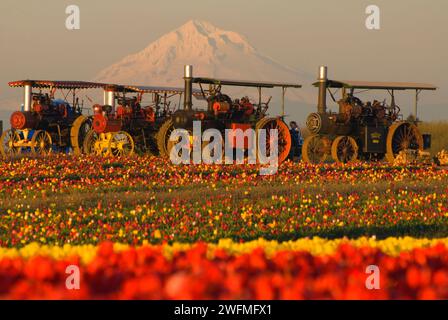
83, 85, 199, 156
1, 80, 102, 157
302, 66, 436, 164
156, 65, 301, 163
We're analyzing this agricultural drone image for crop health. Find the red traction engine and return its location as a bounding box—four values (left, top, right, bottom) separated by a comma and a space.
84, 85, 160, 156
156, 65, 302, 164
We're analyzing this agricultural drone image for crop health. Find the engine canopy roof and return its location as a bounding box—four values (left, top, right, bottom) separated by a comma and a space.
9, 81, 206, 99
314, 80, 437, 91
192, 77, 302, 89
8, 80, 109, 90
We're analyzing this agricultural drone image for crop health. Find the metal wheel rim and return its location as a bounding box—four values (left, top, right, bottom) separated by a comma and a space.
386, 122, 423, 163
332, 136, 358, 163
256, 118, 291, 164
1, 129, 22, 156
110, 132, 134, 157
32, 131, 52, 155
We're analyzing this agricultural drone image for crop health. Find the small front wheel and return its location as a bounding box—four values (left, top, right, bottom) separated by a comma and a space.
302, 135, 330, 164
0, 129, 22, 157
109, 131, 135, 157
31, 130, 52, 156
331, 136, 359, 163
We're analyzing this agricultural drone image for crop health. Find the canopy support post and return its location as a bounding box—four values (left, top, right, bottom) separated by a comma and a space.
390, 90, 396, 107
73, 89, 76, 110
414, 89, 421, 121
178, 93, 182, 111
281, 87, 286, 117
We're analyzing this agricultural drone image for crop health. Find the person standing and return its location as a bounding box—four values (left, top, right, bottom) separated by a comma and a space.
289, 121, 303, 161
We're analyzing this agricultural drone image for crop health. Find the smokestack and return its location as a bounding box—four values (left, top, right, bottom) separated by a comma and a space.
184, 65, 193, 110
104, 86, 116, 112
23, 82, 32, 112
317, 66, 327, 114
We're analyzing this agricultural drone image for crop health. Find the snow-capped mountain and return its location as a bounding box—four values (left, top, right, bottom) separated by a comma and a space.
94, 20, 314, 105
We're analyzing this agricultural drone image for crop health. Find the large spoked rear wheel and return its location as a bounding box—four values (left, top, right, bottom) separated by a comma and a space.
166, 130, 225, 163
70, 115, 93, 155
109, 131, 135, 157
255, 117, 291, 164
156, 119, 175, 157
302, 134, 330, 164
31, 130, 52, 156
1, 129, 22, 157
83, 130, 102, 155
386, 122, 423, 164
331, 136, 359, 163
166, 129, 194, 160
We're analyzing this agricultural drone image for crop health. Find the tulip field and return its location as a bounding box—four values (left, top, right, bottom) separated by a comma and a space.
0, 155, 448, 299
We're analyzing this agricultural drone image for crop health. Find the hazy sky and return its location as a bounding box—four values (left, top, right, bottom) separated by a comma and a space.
1, 0, 447, 120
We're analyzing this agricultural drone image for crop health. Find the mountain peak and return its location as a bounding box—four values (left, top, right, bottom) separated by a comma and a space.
179, 19, 218, 35
94, 20, 313, 104
168, 19, 254, 53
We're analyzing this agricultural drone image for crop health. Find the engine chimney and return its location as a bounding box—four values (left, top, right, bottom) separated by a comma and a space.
103, 90, 107, 106
104, 85, 116, 112
184, 65, 193, 110
23, 82, 32, 112
317, 66, 327, 114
